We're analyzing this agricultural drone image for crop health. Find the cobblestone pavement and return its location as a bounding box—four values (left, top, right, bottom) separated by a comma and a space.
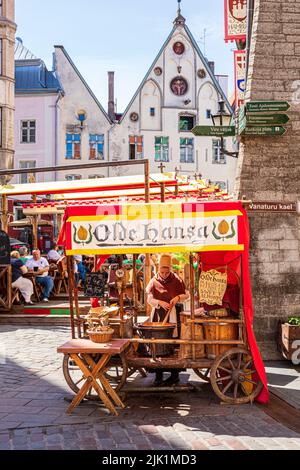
0, 325, 300, 450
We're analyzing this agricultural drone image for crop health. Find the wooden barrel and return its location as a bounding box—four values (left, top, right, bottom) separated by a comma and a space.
203, 317, 238, 359
179, 311, 205, 359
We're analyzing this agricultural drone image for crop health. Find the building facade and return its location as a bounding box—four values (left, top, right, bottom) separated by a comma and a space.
0, 0, 16, 183
53, 46, 112, 181
109, 9, 237, 191
13, 6, 236, 191
13, 42, 63, 185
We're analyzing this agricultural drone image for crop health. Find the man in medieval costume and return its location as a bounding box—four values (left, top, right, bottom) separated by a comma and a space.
146, 254, 189, 386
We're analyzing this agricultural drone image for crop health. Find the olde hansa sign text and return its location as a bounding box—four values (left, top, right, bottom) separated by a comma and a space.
61, 203, 246, 255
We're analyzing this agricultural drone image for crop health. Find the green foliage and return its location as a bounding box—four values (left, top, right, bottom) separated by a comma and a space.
288, 317, 300, 326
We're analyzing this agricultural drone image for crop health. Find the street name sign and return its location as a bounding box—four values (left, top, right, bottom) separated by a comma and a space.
245, 201, 296, 213
245, 114, 289, 125
243, 126, 286, 136
192, 126, 235, 137
246, 101, 290, 113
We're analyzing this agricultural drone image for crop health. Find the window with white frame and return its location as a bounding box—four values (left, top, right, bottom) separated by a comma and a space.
66, 133, 81, 159
19, 161, 36, 184
21, 120, 36, 143
180, 138, 194, 163
129, 136, 143, 160
65, 174, 82, 181
89, 134, 104, 160
155, 137, 169, 162
212, 140, 226, 164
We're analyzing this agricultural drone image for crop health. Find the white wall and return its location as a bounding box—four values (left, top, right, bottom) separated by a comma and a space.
54, 47, 111, 181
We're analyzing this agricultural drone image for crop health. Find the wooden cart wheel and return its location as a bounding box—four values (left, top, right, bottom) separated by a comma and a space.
103, 352, 129, 391
193, 368, 211, 382
210, 348, 264, 404
62, 352, 129, 397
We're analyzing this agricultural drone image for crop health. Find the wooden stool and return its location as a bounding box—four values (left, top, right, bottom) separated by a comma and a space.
57, 338, 130, 416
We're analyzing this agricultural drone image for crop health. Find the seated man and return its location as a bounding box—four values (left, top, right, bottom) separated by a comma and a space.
11, 251, 34, 305
47, 244, 61, 263
26, 249, 54, 302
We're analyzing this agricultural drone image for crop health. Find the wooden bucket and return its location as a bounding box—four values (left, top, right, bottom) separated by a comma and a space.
203, 317, 238, 359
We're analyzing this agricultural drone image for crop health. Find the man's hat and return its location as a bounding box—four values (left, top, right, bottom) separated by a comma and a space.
159, 254, 172, 268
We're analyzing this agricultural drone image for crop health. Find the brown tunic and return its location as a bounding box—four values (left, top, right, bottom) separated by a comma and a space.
147, 272, 186, 304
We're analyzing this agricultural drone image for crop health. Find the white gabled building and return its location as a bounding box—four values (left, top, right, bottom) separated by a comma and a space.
53, 46, 112, 181
110, 6, 237, 192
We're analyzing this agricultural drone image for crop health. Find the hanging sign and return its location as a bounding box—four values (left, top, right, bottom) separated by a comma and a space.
62, 202, 246, 255
224, 0, 247, 42
199, 269, 228, 306
234, 50, 246, 108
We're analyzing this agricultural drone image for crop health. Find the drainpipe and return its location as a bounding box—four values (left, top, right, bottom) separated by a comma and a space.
54, 91, 64, 182
245, 0, 255, 84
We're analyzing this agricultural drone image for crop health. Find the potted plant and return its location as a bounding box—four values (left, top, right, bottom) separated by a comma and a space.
279, 316, 300, 360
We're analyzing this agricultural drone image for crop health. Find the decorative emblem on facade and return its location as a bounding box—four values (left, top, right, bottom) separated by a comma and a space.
173, 41, 185, 55
73, 225, 93, 246
197, 69, 206, 79
170, 77, 188, 96
212, 220, 236, 241
130, 112, 139, 122
154, 67, 162, 76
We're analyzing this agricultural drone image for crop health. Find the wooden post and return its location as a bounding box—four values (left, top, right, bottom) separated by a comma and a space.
1, 194, 8, 233
67, 256, 76, 339
144, 160, 150, 205
32, 195, 38, 250
144, 160, 151, 315
239, 255, 247, 348
132, 254, 138, 324
160, 182, 165, 203
57, 213, 63, 234
189, 253, 196, 360
7, 264, 12, 310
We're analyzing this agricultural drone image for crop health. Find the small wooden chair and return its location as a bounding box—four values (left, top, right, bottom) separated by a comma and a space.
54, 261, 68, 295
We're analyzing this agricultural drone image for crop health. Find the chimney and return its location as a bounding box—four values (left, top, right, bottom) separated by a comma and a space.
208, 61, 215, 75
108, 71, 115, 121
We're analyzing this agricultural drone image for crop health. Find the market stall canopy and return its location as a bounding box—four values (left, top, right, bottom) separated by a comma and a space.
0, 173, 185, 197
58, 201, 245, 256
8, 217, 53, 227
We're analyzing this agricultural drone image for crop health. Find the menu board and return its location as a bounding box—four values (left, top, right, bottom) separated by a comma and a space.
199, 269, 227, 306
84, 272, 107, 298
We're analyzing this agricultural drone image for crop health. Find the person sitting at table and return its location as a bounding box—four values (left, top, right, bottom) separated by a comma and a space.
146, 254, 189, 386
25, 249, 54, 302
11, 251, 34, 305
19, 246, 31, 264
47, 243, 61, 263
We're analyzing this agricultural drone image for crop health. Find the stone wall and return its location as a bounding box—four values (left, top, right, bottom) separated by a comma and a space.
235, 0, 300, 359
0, 0, 16, 183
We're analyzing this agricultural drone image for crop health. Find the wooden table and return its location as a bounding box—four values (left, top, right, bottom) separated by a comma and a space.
57, 338, 130, 416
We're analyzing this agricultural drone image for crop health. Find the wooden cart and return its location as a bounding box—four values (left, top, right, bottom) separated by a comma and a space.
59, 200, 266, 405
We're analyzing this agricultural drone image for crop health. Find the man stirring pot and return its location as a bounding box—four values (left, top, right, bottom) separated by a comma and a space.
146, 254, 189, 386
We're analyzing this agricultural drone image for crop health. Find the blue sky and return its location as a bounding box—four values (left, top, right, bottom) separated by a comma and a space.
16, 0, 234, 112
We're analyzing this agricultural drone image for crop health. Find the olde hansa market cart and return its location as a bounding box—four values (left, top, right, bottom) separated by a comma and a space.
57, 199, 269, 414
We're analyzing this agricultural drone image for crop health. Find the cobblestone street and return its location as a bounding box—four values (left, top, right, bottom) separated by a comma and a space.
0, 325, 300, 450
